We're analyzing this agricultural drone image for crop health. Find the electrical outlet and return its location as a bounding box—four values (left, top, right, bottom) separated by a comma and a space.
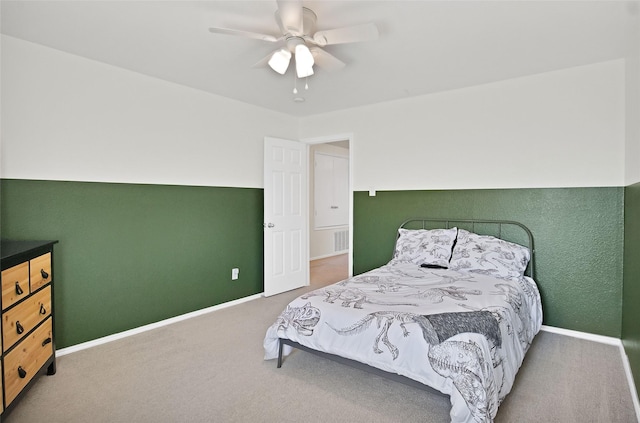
232, 268, 239, 280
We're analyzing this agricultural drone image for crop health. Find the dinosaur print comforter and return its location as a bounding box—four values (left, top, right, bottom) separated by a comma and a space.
264, 261, 542, 423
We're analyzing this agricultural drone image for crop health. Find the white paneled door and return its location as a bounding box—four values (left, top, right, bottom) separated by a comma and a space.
314, 152, 349, 228
263, 137, 308, 297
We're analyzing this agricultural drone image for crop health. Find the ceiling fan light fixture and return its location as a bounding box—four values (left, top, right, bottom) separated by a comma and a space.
209, 6, 380, 83
295, 44, 314, 78
268, 49, 292, 75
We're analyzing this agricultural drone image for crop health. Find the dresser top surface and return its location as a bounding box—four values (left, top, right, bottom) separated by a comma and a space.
1, 240, 58, 263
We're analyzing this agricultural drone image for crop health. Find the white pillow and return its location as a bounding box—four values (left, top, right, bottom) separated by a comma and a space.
449, 229, 530, 280
391, 227, 457, 267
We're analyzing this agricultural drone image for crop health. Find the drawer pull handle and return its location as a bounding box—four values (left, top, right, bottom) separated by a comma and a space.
42, 337, 52, 347
40, 304, 47, 315
17, 366, 27, 379
16, 321, 24, 335
40, 269, 49, 279
15, 282, 24, 295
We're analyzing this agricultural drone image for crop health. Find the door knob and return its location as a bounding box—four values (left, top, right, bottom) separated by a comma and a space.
265, 223, 275, 228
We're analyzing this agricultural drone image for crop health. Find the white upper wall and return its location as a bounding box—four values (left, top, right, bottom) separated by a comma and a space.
1, 36, 629, 191
626, 9, 640, 186
300, 60, 626, 191
1, 35, 298, 188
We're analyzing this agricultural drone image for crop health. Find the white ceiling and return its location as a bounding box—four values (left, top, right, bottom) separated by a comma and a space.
1, 1, 636, 117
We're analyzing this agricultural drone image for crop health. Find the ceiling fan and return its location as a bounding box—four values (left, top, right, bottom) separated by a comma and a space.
208, 0, 379, 78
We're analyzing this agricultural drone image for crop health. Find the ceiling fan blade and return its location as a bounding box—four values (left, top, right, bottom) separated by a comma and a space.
312, 23, 379, 46
309, 47, 346, 72
251, 51, 276, 68
208, 27, 278, 42
252, 48, 292, 75
276, 0, 303, 35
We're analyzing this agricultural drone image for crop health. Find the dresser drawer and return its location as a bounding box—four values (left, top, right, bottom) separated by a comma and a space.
4, 317, 53, 405
30, 253, 52, 292
2, 262, 30, 310
3, 286, 51, 352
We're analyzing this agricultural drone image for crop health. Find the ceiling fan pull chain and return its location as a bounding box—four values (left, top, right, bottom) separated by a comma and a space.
305, 77, 309, 90
293, 71, 298, 94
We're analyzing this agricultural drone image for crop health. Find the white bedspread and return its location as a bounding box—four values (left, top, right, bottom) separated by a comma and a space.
264, 262, 542, 423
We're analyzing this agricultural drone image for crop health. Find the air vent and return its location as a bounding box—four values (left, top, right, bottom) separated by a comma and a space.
334, 230, 348, 252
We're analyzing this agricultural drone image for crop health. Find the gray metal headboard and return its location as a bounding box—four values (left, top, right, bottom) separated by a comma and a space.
399, 218, 535, 278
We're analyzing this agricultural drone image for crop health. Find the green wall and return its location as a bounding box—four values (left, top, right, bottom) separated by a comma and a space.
0, 179, 263, 348
623, 182, 640, 391
353, 187, 624, 337
0, 180, 629, 351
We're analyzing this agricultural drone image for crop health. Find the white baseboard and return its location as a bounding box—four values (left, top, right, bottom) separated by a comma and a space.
620, 343, 640, 423
56, 293, 263, 357
310, 251, 348, 261
541, 325, 622, 346
541, 325, 640, 421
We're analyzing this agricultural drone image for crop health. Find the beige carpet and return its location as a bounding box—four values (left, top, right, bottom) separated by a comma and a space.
3, 282, 638, 423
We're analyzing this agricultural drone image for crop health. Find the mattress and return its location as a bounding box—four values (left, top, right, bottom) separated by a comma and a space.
264, 261, 542, 422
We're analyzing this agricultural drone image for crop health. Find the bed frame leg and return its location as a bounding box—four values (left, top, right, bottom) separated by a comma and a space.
277, 338, 284, 368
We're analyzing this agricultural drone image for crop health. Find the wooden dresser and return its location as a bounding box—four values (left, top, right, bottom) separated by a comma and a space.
0, 240, 57, 418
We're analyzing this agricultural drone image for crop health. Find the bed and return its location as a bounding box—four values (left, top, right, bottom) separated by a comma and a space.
264, 219, 542, 423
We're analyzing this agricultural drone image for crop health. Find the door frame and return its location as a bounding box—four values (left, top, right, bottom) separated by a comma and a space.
302, 132, 354, 278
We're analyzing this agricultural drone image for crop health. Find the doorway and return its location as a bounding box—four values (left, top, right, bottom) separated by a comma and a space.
305, 135, 352, 286
310, 253, 349, 288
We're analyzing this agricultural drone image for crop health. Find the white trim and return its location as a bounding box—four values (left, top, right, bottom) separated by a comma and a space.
56, 293, 263, 357
620, 342, 640, 422
541, 325, 640, 421
310, 251, 349, 261
541, 325, 621, 346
